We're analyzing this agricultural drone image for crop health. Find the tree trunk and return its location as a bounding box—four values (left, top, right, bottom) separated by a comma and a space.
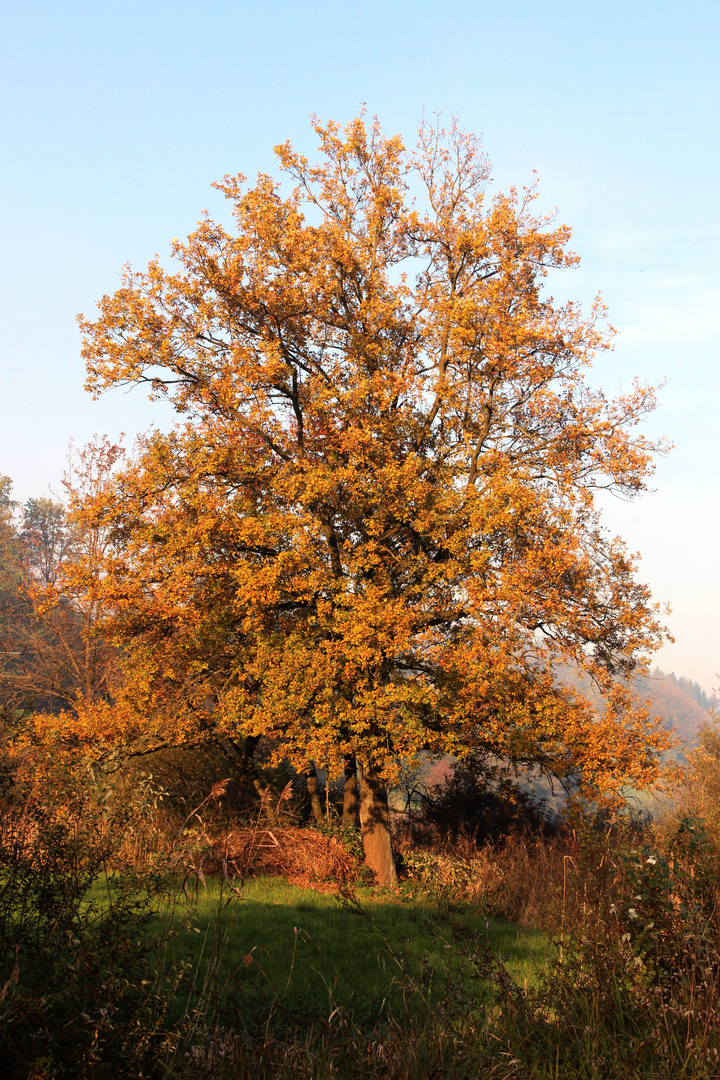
342, 754, 360, 827
307, 763, 324, 824
358, 762, 398, 887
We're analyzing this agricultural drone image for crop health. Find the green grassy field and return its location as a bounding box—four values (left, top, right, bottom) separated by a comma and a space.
107, 876, 547, 1035
13, 832, 720, 1077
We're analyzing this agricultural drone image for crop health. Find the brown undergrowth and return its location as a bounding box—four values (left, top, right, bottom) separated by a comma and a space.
396, 824, 569, 927
161, 780, 364, 894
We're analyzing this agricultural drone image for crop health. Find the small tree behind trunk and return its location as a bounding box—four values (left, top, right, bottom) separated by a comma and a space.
244, 735, 278, 826
359, 762, 397, 887
342, 755, 360, 827
307, 764, 325, 823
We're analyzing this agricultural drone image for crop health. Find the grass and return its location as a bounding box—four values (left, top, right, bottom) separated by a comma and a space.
95, 875, 547, 1036
11, 815, 720, 1077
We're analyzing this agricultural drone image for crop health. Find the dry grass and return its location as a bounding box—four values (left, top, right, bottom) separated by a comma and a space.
396, 826, 581, 928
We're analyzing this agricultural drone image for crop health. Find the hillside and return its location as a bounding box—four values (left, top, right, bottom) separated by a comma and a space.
557, 666, 716, 751
637, 669, 717, 747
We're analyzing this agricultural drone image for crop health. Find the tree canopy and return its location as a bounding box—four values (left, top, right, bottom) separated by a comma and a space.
71, 114, 670, 881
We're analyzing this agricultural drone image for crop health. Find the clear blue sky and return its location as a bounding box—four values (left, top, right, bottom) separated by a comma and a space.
1, 1, 718, 688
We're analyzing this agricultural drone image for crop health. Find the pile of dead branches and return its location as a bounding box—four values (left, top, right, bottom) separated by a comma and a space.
211, 826, 360, 887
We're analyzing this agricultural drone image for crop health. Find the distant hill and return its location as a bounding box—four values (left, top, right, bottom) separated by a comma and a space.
637, 669, 717, 747
658, 671, 719, 713
557, 666, 716, 751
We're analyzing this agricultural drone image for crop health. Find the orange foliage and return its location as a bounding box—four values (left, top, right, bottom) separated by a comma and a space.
71, 113, 670, 799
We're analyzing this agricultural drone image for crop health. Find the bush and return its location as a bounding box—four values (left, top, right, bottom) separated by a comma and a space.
415, 752, 552, 843
0, 748, 191, 1078
663, 717, 720, 850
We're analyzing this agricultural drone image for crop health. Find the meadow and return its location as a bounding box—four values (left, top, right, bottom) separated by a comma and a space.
3, 735, 720, 1079
140, 877, 545, 1031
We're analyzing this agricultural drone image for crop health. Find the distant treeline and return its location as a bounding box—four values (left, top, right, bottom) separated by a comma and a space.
651, 667, 718, 713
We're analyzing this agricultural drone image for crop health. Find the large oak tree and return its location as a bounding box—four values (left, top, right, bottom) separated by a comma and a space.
74, 115, 669, 884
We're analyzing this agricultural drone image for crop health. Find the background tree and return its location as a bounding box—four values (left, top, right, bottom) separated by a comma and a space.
0, 440, 121, 715
0, 475, 27, 713
75, 114, 669, 883
21, 497, 72, 587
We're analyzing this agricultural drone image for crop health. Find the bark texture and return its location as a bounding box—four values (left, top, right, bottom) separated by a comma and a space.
359, 762, 398, 887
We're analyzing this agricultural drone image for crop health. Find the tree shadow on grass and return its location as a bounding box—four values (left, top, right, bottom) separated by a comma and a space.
159, 877, 546, 1037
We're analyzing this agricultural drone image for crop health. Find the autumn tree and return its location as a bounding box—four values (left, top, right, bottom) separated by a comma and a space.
0, 475, 26, 712
75, 115, 669, 884
0, 442, 122, 715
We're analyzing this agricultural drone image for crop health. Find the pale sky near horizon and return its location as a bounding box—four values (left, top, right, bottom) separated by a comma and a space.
1, 1, 718, 690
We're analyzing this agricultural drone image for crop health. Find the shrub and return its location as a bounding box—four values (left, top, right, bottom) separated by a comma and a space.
0, 747, 191, 1078
415, 752, 552, 843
